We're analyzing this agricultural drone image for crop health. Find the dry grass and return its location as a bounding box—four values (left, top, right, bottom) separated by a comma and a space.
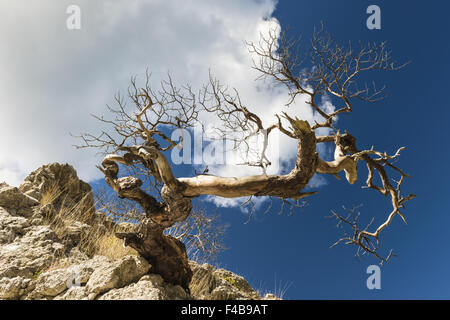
40, 180, 138, 261
255, 277, 291, 300
41, 191, 93, 238
90, 231, 138, 259
40, 182, 63, 207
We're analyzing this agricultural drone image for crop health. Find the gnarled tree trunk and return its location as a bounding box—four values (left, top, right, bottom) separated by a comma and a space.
116, 219, 192, 290
79, 28, 414, 270
99, 120, 322, 289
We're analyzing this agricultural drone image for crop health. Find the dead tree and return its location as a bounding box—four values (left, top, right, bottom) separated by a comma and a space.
76, 26, 414, 289
95, 188, 228, 263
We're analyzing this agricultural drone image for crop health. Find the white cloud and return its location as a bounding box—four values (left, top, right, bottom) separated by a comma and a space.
205, 194, 268, 215
0, 0, 334, 209
0, 0, 274, 184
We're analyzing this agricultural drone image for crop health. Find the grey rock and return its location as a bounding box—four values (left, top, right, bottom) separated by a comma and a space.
0, 207, 30, 244
0, 163, 269, 301
263, 293, 281, 300
0, 183, 39, 213
98, 274, 189, 300
29, 268, 70, 298
85, 255, 150, 299
69, 255, 111, 285
0, 225, 64, 279
62, 221, 91, 247
189, 261, 260, 300
0, 276, 34, 300
19, 163, 95, 222
54, 286, 88, 300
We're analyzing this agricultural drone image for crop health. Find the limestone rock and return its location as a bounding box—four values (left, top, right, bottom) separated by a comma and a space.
212, 269, 259, 299
98, 281, 164, 300
68, 255, 111, 285
188, 261, 215, 299
26, 255, 107, 299
25, 255, 127, 299
85, 255, 151, 299
0, 207, 30, 244
0, 276, 33, 300
66, 247, 90, 264
0, 183, 39, 217
189, 261, 260, 300
30, 268, 70, 298
48, 256, 112, 300
0, 163, 269, 301
19, 163, 95, 221
54, 286, 88, 300
98, 274, 189, 300
0, 225, 65, 279
263, 293, 281, 300
63, 221, 91, 247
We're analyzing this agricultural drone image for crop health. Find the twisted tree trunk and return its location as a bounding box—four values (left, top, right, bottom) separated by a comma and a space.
98, 120, 327, 289
116, 219, 192, 290
99, 156, 194, 290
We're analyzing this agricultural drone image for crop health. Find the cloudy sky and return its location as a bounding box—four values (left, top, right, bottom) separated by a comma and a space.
0, 0, 333, 189
2, 0, 450, 299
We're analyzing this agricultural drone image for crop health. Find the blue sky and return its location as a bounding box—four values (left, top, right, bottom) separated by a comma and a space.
1, 0, 449, 299
207, 0, 450, 299
99, 1, 450, 299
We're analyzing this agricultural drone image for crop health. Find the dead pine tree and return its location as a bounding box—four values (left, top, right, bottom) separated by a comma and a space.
76, 26, 415, 290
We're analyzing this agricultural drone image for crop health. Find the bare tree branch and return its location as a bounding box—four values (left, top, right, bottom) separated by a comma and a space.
75, 26, 413, 287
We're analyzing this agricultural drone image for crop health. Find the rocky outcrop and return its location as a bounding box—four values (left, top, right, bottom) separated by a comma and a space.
188, 261, 275, 300
97, 274, 189, 300
19, 163, 95, 222
24, 255, 151, 300
0, 218, 66, 299
0, 224, 65, 279
0, 207, 30, 244
0, 163, 278, 300
19, 163, 91, 204
0, 183, 39, 217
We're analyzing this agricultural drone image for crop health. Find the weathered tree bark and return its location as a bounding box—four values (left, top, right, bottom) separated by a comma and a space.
98, 119, 321, 289
99, 155, 194, 289
116, 220, 192, 290
316, 134, 358, 184
178, 120, 318, 199
78, 28, 413, 270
